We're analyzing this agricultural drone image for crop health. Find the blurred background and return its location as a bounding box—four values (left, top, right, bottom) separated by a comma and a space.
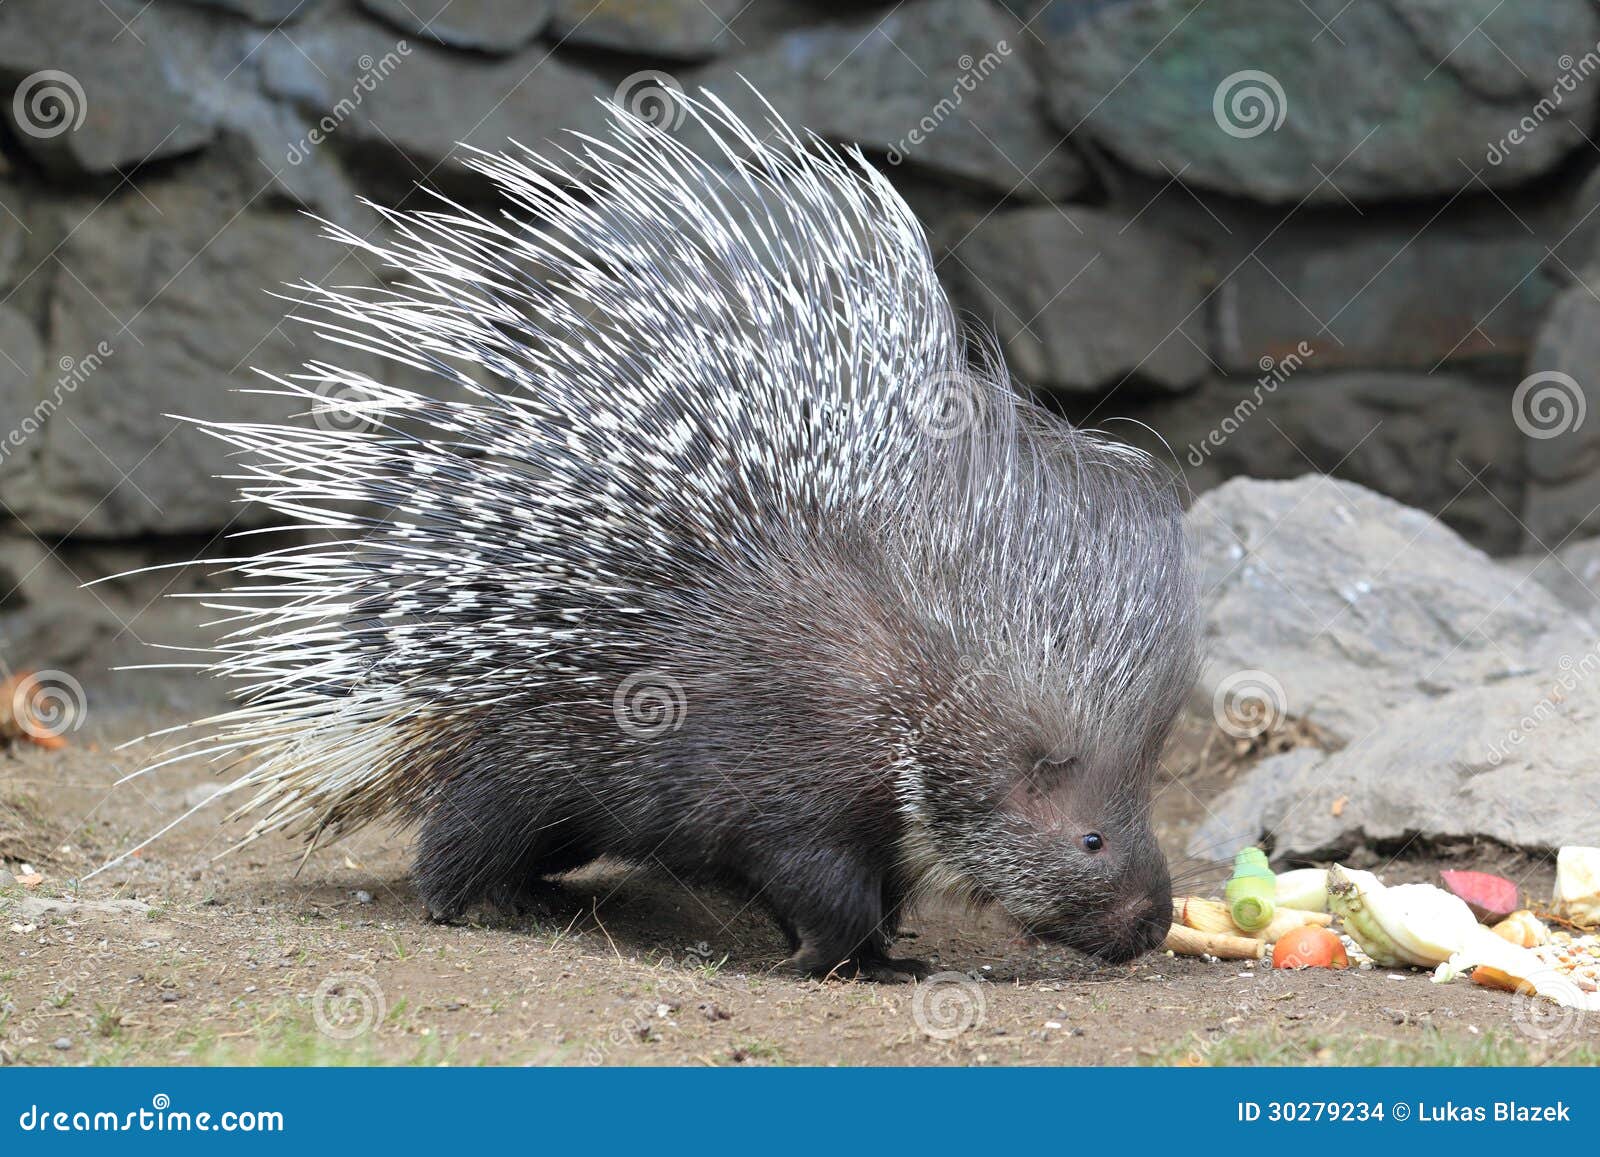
1, 0, 1598, 702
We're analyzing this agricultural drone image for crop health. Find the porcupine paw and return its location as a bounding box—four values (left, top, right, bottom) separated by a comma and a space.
779, 946, 932, 984
857, 954, 933, 984
487, 877, 571, 919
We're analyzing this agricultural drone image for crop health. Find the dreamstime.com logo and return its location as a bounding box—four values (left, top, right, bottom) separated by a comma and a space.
17, 1094, 284, 1134
311, 972, 386, 1040
1212, 669, 1287, 739
886, 43, 1013, 164
1512, 370, 1586, 439
310, 379, 389, 434
914, 368, 988, 440
615, 71, 687, 133
0, 342, 115, 468
285, 42, 411, 165
11, 69, 87, 139
1509, 971, 1589, 1043
613, 670, 688, 738
1186, 341, 1314, 466
1487, 40, 1600, 165
911, 971, 986, 1040
9, 670, 87, 741
1213, 70, 1287, 139
1483, 645, 1600, 767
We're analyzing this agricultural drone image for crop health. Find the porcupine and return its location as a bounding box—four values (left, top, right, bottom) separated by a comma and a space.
131, 92, 1199, 980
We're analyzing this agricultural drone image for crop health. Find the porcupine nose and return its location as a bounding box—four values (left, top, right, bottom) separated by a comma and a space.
1099, 856, 1173, 961
1087, 895, 1170, 963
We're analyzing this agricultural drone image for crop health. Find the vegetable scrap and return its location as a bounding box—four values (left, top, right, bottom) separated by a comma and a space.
1440, 869, 1520, 924
1223, 846, 1276, 932
0, 671, 70, 751
1272, 926, 1348, 970
1165, 846, 1600, 1014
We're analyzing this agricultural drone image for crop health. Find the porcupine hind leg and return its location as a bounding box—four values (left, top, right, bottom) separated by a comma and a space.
414, 793, 595, 922
760, 847, 930, 982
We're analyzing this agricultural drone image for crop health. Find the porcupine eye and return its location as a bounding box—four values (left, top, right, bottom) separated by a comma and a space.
1081, 832, 1106, 853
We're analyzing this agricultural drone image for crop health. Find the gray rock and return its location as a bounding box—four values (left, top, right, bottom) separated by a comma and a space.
0, 307, 44, 445
1520, 286, 1600, 544
548, 0, 796, 59
0, 189, 25, 286
1189, 475, 1579, 743
1117, 372, 1527, 554
689, 0, 1088, 200
358, 0, 551, 55
0, 161, 381, 538
1514, 537, 1600, 613
939, 206, 1210, 392
1027, 0, 1600, 203
1549, 163, 1600, 286
274, 14, 612, 187
1187, 670, 1600, 860
0, 0, 215, 175
178, 0, 322, 22
1215, 223, 1555, 373
0, 535, 120, 672
136, 5, 381, 236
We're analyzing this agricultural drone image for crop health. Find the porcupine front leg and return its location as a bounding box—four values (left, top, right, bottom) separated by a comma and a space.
760, 847, 930, 982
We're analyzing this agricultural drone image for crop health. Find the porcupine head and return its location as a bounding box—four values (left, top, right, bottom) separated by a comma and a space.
107, 88, 1199, 977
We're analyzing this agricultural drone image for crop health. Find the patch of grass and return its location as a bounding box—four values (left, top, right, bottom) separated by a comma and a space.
725, 1037, 786, 1065
103, 1012, 449, 1067
92, 1003, 124, 1039
1152, 1027, 1600, 1067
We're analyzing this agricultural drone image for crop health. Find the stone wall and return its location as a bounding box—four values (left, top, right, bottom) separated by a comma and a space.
2, 0, 1600, 678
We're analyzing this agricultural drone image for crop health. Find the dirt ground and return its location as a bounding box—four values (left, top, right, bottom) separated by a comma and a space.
2, 698, 1597, 1067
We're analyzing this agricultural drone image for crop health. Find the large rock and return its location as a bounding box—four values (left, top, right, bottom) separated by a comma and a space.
1190, 476, 1579, 743
357, 0, 552, 55
1119, 372, 1526, 554
0, 535, 122, 674
1026, 0, 1600, 203
1549, 164, 1600, 287
0, 534, 225, 695
0, 0, 215, 175
690, 0, 1088, 200
1215, 222, 1555, 373
1520, 287, 1600, 544
547, 0, 804, 59
1188, 672, 1600, 860
0, 185, 25, 285
0, 159, 381, 537
1508, 537, 1600, 614
139, 4, 381, 234
179, 0, 322, 21
267, 11, 613, 192
939, 207, 1210, 392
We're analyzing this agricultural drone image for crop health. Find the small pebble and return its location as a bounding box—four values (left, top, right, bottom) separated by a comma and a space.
0, 871, 15, 888
161, 991, 180, 1003
1044, 1020, 1062, 1030
52, 1038, 71, 1051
